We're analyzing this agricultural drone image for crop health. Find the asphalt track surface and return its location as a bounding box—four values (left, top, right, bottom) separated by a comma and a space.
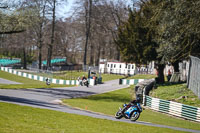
0, 78, 22, 84
0, 79, 200, 133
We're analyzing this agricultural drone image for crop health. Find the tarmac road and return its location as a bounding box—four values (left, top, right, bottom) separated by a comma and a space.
0, 78, 22, 84
0, 79, 199, 133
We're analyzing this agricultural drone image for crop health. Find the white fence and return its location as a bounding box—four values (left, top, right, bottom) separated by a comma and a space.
0, 67, 95, 86
144, 95, 200, 122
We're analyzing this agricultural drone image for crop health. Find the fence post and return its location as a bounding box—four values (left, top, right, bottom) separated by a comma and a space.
188, 56, 200, 99
187, 57, 192, 88
143, 87, 146, 106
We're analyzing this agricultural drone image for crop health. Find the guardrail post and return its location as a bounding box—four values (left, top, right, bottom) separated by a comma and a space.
143, 87, 146, 106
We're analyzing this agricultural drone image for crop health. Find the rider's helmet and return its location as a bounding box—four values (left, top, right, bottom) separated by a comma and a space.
136, 97, 141, 103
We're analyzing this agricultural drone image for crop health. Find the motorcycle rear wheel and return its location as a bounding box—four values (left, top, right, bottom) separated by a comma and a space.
115, 110, 123, 119
130, 111, 140, 121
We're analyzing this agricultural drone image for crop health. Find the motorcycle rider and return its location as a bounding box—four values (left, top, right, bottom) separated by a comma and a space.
82, 75, 87, 81
122, 97, 141, 113
131, 97, 141, 105
82, 75, 88, 87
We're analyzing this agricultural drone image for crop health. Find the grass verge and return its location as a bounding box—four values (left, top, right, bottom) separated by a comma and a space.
0, 71, 72, 89
16, 70, 125, 82
150, 83, 200, 107
127, 74, 157, 79
0, 102, 183, 133
62, 86, 200, 130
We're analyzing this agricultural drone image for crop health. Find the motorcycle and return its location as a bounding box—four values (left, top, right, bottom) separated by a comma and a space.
115, 102, 142, 121
82, 79, 89, 87
46, 78, 50, 85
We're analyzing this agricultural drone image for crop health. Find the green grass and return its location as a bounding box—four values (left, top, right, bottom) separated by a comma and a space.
0, 69, 124, 89
0, 102, 184, 133
62, 86, 200, 130
127, 74, 157, 79
17, 70, 125, 82
100, 74, 125, 82
16, 70, 87, 80
150, 83, 200, 107
0, 71, 72, 89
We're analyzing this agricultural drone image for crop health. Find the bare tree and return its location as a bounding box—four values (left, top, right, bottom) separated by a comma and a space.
83, 0, 92, 66
46, 0, 56, 69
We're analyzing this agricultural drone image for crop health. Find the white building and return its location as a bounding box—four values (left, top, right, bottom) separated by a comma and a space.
99, 61, 136, 75
99, 59, 156, 75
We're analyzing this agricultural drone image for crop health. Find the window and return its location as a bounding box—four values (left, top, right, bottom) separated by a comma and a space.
120, 65, 121, 68
111, 64, 113, 68
114, 64, 116, 68
107, 64, 109, 67
128, 65, 130, 69
132, 65, 134, 69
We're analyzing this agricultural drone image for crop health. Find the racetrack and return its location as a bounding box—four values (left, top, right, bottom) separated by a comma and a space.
0, 80, 200, 133
0, 78, 22, 84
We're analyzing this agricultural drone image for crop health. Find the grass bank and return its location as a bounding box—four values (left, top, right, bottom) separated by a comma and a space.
16, 70, 125, 82
0, 102, 183, 133
127, 74, 157, 79
0, 71, 71, 89
62, 86, 200, 130
150, 83, 200, 107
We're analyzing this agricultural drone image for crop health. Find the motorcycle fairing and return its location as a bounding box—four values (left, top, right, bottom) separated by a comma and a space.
124, 106, 138, 118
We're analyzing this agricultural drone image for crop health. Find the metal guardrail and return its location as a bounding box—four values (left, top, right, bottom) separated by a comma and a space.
144, 95, 200, 122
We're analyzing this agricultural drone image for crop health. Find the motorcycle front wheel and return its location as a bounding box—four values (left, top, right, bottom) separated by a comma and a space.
130, 111, 140, 121
115, 110, 123, 119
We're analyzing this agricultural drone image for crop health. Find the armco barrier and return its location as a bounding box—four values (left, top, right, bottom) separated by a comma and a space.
144, 95, 200, 122
0, 67, 79, 85
119, 79, 146, 85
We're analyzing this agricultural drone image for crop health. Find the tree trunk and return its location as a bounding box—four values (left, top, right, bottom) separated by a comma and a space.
38, 23, 43, 70
47, 0, 56, 70
157, 64, 165, 84
172, 60, 179, 72
38, 4, 46, 70
89, 42, 94, 66
95, 43, 101, 66
22, 47, 27, 69
38, 46, 42, 69
47, 45, 53, 70
116, 46, 120, 61
83, 0, 92, 66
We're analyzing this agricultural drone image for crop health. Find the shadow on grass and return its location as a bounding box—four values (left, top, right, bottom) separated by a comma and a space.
0, 95, 58, 109
156, 82, 186, 87
21, 88, 96, 99
83, 93, 131, 103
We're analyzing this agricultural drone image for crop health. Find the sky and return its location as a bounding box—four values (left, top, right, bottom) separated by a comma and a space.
57, 0, 81, 19
1, 0, 133, 19
57, 0, 133, 19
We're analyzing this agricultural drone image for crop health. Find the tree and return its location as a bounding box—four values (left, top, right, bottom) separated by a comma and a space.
0, 9, 26, 34
0, 1, 38, 69
151, 0, 200, 72
116, 1, 164, 83
103, 0, 129, 61
117, 0, 200, 83
46, 0, 56, 70
18, 0, 50, 69
83, 0, 92, 66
